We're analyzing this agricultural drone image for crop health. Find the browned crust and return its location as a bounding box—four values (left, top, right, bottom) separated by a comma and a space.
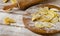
3, 0, 46, 11
23, 4, 60, 35
18, 0, 46, 10
3, 3, 17, 11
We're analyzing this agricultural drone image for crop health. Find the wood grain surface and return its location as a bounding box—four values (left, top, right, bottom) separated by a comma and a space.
0, 0, 60, 36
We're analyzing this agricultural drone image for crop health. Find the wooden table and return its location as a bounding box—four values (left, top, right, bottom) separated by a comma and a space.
0, 0, 60, 36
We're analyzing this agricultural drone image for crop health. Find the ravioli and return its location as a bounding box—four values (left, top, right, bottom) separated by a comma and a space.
32, 13, 41, 21
32, 7, 60, 28
35, 22, 53, 28
51, 16, 59, 23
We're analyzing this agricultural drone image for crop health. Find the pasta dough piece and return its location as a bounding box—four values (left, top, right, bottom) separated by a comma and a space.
38, 7, 48, 15
51, 17, 59, 23
39, 11, 55, 22
42, 22, 53, 28
50, 8, 59, 12
32, 14, 41, 21
4, 17, 16, 25
3, 0, 8, 3
35, 22, 53, 28
11, 0, 17, 4
35, 22, 44, 28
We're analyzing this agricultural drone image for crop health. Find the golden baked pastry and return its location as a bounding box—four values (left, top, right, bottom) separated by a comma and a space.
23, 4, 60, 35
3, 0, 46, 11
